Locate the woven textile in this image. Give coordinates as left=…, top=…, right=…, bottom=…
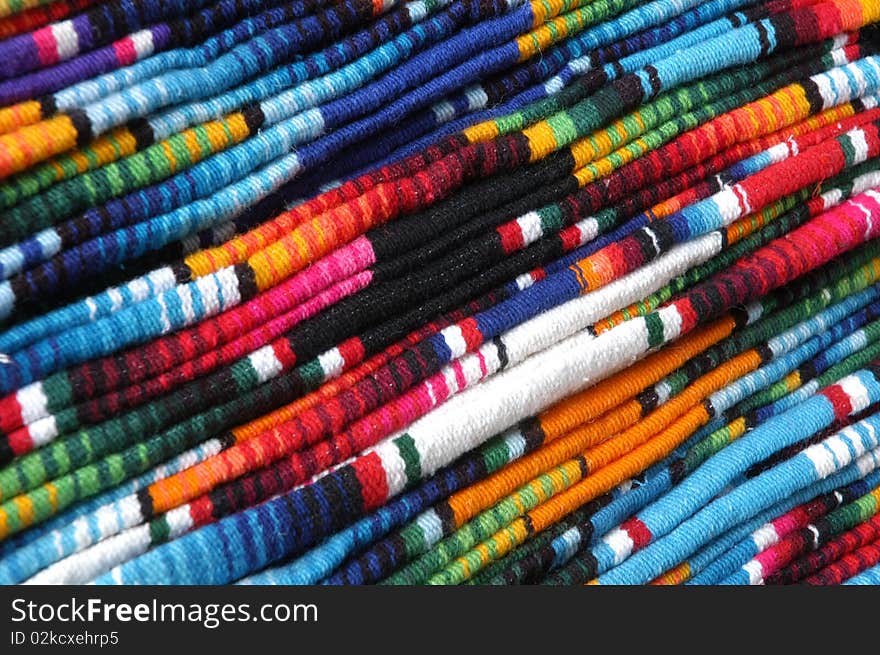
left=0, top=0, right=879, bottom=587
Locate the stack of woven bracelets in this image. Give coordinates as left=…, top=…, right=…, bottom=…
left=0, top=0, right=879, bottom=587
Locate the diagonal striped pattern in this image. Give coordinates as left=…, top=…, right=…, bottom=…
left=0, top=0, right=878, bottom=587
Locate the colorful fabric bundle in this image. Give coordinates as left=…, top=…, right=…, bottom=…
left=0, top=0, right=880, bottom=587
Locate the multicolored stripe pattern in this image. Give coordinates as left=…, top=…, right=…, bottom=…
left=0, top=0, right=879, bottom=586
